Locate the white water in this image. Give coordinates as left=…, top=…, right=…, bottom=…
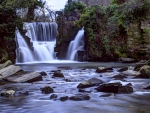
left=15, top=30, right=34, bottom=63
left=67, top=28, right=84, bottom=60
left=15, top=22, right=57, bottom=63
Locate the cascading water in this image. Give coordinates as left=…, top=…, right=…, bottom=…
left=66, top=28, right=84, bottom=60
left=15, top=22, right=57, bottom=63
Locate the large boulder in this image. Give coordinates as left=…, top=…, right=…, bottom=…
left=53, top=72, right=64, bottom=78
left=96, top=82, right=122, bottom=93
left=0, top=65, right=21, bottom=79
left=77, top=78, right=103, bottom=88
left=135, top=65, right=150, bottom=78
left=3, top=70, right=42, bottom=83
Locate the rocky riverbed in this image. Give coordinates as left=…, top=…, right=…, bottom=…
left=0, top=61, right=150, bottom=113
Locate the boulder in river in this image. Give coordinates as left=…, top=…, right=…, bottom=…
left=69, top=94, right=90, bottom=101
left=40, top=86, right=54, bottom=94
left=1, top=90, right=15, bottom=97
left=134, top=65, right=150, bottom=78
left=3, top=70, right=42, bottom=83
left=96, top=82, right=122, bottom=93
left=112, top=73, right=127, bottom=80
left=77, top=78, right=103, bottom=88
left=95, top=67, right=113, bottom=73
left=50, top=94, right=57, bottom=99
left=118, top=67, right=128, bottom=72
left=60, top=96, right=68, bottom=101
left=53, top=72, right=64, bottom=78
left=0, top=65, right=21, bottom=79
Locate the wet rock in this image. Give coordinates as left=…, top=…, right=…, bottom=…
left=99, top=93, right=113, bottom=97
left=96, top=67, right=113, bottom=73
left=53, top=72, right=64, bottom=78
left=40, top=86, right=54, bottom=94
left=60, top=96, right=68, bottom=101
left=0, top=60, right=12, bottom=69
left=1, top=90, right=15, bottom=97
left=69, top=94, right=90, bottom=101
left=96, top=82, right=122, bottom=93
left=15, top=91, right=29, bottom=96
left=112, top=74, right=127, bottom=80
left=0, top=65, right=21, bottom=79
left=50, top=94, right=57, bottom=99
left=126, top=83, right=132, bottom=86
left=40, top=71, right=47, bottom=76
left=120, top=58, right=136, bottom=63
left=138, top=65, right=150, bottom=78
left=122, top=70, right=140, bottom=76
left=118, top=86, right=133, bottom=94
left=143, top=85, right=150, bottom=89
left=3, top=70, right=42, bottom=83
left=77, top=78, right=103, bottom=88
left=118, top=67, right=128, bottom=72
left=100, top=75, right=103, bottom=77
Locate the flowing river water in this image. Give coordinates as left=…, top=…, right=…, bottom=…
left=0, top=62, right=150, bottom=113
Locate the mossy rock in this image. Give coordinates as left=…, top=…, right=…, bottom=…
left=0, top=60, right=12, bottom=69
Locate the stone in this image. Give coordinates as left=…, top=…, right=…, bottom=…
left=50, top=94, right=57, bottom=99
left=14, top=91, right=29, bottom=96
left=118, top=86, right=133, bottom=94
left=40, top=86, right=54, bottom=94
left=112, top=74, right=127, bottom=80
left=78, top=89, right=91, bottom=93
left=135, top=65, right=150, bottom=78
left=0, top=65, right=21, bottom=79
left=96, top=82, right=122, bottom=93
left=40, top=71, right=47, bottom=76
left=69, top=94, right=90, bottom=101
left=0, top=60, right=12, bottom=69
left=1, top=90, right=15, bottom=97
left=96, top=67, right=113, bottom=73
left=3, top=70, right=42, bottom=83
left=53, top=72, right=64, bottom=78
left=118, top=67, right=128, bottom=72
left=60, top=96, right=68, bottom=101
left=77, top=78, right=103, bottom=88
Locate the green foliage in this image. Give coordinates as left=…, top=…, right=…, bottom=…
left=77, top=0, right=150, bottom=60
left=64, top=1, right=86, bottom=13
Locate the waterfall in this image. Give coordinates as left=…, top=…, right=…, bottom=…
left=15, top=22, right=57, bottom=63
left=66, top=28, right=84, bottom=60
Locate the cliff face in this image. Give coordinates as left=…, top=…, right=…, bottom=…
left=77, top=0, right=111, bottom=6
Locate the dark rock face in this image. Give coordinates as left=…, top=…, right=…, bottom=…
left=99, top=93, right=112, bottom=97
left=77, top=78, right=103, bottom=88
left=118, top=67, right=128, bottom=72
left=60, top=96, right=68, bottom=101
left=6, top=40, right=17, bottom=64
left=40, top=86, right=54, bottom=94
left=53, top=72, right=64, bottom=78
left=69, top=94, right=90, bottom=101
left=96, top=82, right=122, bottom=93
left=95, top=67, right=113, bottom=73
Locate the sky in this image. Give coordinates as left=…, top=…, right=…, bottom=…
left=46, top=0, right=68, bottom=10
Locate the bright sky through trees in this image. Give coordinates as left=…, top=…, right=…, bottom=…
left=46, top=0, right=68, bottom=10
